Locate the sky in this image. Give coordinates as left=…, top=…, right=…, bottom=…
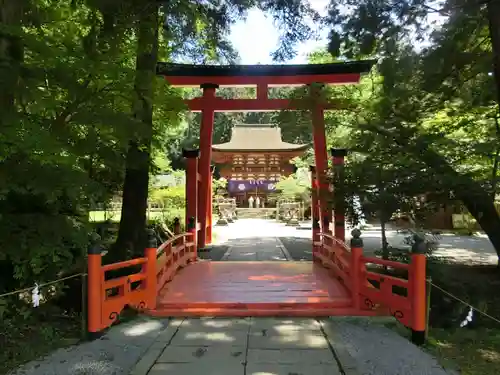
left=228, top=0, right=330, bottom=65
left=228, top=1, right=445, bottom=65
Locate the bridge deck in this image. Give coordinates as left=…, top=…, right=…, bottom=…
left=149, top=261, right=353, bottom=317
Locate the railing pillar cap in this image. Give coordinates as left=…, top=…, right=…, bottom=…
left=88, top=233, right=102, bottom=255
left=412, top=233, right=426, bottom=254
left=187, top=216, right=196, bottom=230
left=182, top=148, right=200, bottom=158
left=147, top=228, right=157, bottom=248
left=330, top=148, right=348, bottom=157
left=350, top=228, right=363, bottom=248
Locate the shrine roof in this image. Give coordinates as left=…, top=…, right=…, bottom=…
left=212, top=124, right=308, bottom=152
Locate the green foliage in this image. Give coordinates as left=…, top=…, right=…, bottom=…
left=275, top=174, right=308, bottom=201
left=150, top=185, right=185, bottom=209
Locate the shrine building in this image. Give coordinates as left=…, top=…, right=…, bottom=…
left=211, top=124, right=308, bottom=207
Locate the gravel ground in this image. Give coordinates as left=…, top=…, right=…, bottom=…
left=197, top=244, right=228, bottom=261
left=8, top=317, right=171, bottom=375
left=326, top=318, right=457, bottom=375
left=278, top=236, right=313, bottom=261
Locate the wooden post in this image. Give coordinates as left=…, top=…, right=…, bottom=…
left=410, top=234, right=427, bottom=346
left=87, top=241, right=103, bottom=338
left=206, top=166, right=214, bottom=244
left=310, top=166, right=321, bottom=261
left=183, top=149, right=199, bottom=246
left=425, top=277, right=432, bottom=340
left=144, top=229, right=157, bottom=310
left=350, top=228, right=363, bottom=310
left=187, top=216, right=197, bottom=261
left=331, top=148, right=347, bottom=242
left=198, top=83, right=218, bottom=249
left=310, top=84, right=332, bottom=234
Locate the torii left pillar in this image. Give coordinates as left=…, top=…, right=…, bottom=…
left=197, top=83, right=218, bottom=249
left=310, top=84, right=332, bottom=234
left=183, top=149, right=199, bottom=246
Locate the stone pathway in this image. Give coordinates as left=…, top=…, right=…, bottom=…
left=220, top=237, right=291, bottom=261
left=130, top=317, right=351, bottom=375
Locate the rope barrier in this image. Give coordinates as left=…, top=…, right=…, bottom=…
left=430, top=281, right=500, bottom=325
left=0, top=273, right=87, bottom=299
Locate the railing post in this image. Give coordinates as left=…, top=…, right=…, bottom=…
left=87, top=238, right=103, bottom=338
left=144, top=229, right=157, bottom=310
left=310, top=165, right=321, bottom=261
left=173, top=217, right=181, bottom=246
left=410, top=234, right=427, bottom=346
left=350, top=228, right=363, bottom=310
left=187, top=216, right=198, bottom=261
left=183, top=148, right=199, bottom=245
left=331, top=148, right=347, bottom=242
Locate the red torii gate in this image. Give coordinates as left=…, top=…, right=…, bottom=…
left=156, top=61, right=375, bottom=249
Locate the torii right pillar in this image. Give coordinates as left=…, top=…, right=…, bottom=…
left=331, top=148, right=347, bottom=242
left=310, top=84, right=332, bottom=234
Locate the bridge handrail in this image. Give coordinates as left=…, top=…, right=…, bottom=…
left=316, top=229, right=426, bottom=343
left=321, top=232, right=351, bottom=253
left=87, top=223, right=198, bottom=336
left=360, top=256, right=410, bottom=271
left=156, top=232, right=196, bottom=294
left=101, top=257, right=147, bottom=272
left=156, top=233, right=193, bottom=257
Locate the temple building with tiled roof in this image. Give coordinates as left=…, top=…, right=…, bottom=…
left=212, top=124, right=308, bottom=207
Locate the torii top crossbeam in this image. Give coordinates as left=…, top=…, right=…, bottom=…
left=156, top=60, right=375, bottom=112
left=156, top=60, right=375, bottom=87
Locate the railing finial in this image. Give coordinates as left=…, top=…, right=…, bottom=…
left=147, top=228, right=157, bottom=248
left=350, top=228, right=363, bottom=247
left=88, top=233, right=102, bottom=255
left=187, top=216, right=196, bottom=230
left=411, top=233, right=426, bottom=254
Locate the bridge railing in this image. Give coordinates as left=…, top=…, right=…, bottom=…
left=87, top=222, right=196, bottom=337
left=317, top=229, right=427, bottom=345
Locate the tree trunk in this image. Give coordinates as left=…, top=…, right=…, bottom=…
left=380, top=215, right=389, bottom=260
left=0, top=0, right=23, bottom=112
left=487, top=0, right=500, bottom=109
left=114, top=6, right=159, bottom=259
left=418, top=144, right=500, bottom=263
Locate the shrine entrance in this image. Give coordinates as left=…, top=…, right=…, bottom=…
left=156, top=61, right=375, bottom=249
left=86, top=61, right=428, bottom=347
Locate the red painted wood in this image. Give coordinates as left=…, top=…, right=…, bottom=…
left=186, top=97, right=349, bottom=112
left=310, top=86, right=332, bottom=231
left=164, top=73, right=361, bottom=87
left=197, top=87, right=216, bottom=249
left=150, top=261, right=351, bottom=316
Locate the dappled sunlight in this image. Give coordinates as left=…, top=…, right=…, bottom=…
left=478, top=348, right=500, bottom=363
left=122, top=320, right=164, bottom=337
left=182, top=331, right=238, bottom=342
left=247, top=273, right=310, bottom=281
left=435, top=340, right=453, bottom=349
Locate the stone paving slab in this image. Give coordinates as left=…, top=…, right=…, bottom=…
left=169, top=326, right=249, bottom=347
left=148, top=362, right=245, bottom=375
left=157, top=345, right=246, bottom=364
left=248, top=328, right=330, bottom=349
left=247, top=348, right=336, bottom=364
left=246, top=363, right=341, bottom=375
left=250, top=317, right=322, bottom=333
left=177, top=317, right=252, bottom=331
left=222, top=237, right=289, bottom=261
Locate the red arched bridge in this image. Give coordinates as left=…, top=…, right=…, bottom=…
left=86, top=61, right=427, bottom=346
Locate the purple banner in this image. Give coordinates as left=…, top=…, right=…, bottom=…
left=228, top=180, right=277, bottom=193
